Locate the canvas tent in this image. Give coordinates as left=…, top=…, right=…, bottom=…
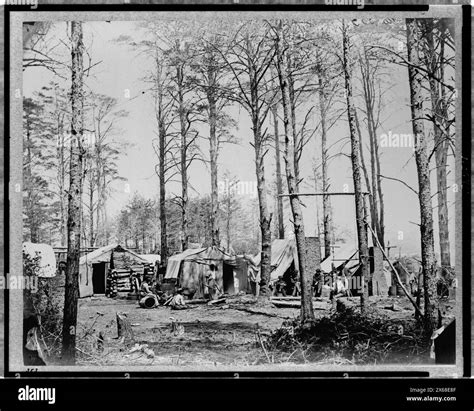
left=79, top=244, right=149, bottom=297
left=247, top=239, right=299, bottom=285
left=164, top=246, right=249, bottom=299
left=320, top=243, right=358, bottom=273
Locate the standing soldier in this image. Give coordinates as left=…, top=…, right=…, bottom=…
left=129, top=268, right=139, bottom=295
left=205, top=264, right=219, bottom=300
left=313, top=269, right=323, bottom=297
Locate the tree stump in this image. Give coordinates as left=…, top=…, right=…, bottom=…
left=116, top=312, right=134, bottom=346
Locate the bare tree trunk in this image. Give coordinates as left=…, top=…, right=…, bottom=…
left=425, top=21, right=451, bottom=268
left=95, top=159, right=101, bottom=246
left=288, top=71, right=300, bottom=189
left=103, top=206, right=109, bottom=245
left=24, top=119, right=39, bottom=242
left=62, top=21, right=84, bottom=364
left=153, top=57, right=169, bottom=266
left=207, top=73, right=220, bottom=247
left=88, top=176, right=94, bottom=247
left=226, top=193, right=231, bottom=251
left=355, top=110, right=377, bottom=248
left=271, top=103, right=285, bottom=239
left=367, top=112, right=381, bottom=240
left=177, top=66, right=189, bottom=252
left=342, top=21, right=369, bottom=312
left=318, top=72, right=333, bottom=259
left=253, top=115, right=272, bottom=299
left=275, top=21, right=314, bottom=323
left=56, top=112, right=67, bottom=247
left=374, top=141, right=385, bottom=249
left=159, top=122, right=168, bottom=265
left=359, top=52, right=385, bottom=248
left=433, top=103, right=450, bottom=268
left=406, top=18, right=438, bottom=334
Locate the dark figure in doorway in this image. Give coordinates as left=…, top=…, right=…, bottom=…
left=274, top=276, right=287, bottom=296
left=291, top=276, right=301, bottom=296
left=313, top=269, right=323, bottom=297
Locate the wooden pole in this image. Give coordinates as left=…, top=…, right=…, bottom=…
left=367, top=224, right=424, bottom=319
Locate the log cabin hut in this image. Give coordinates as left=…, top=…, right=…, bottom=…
left=79, top=244, right=149, bottom=297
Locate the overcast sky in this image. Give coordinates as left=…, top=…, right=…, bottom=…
left=23, top=17, right=457, bottom=258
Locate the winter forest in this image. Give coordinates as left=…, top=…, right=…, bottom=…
left=21, top=14, right=458, bottom=367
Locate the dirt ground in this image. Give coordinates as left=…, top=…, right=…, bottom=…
left=71, top=293, right=455, bottom=368
left=75, top=294, right=305, bottom=367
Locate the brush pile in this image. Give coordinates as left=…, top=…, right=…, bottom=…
left=266, top=306, right=430, bottom=364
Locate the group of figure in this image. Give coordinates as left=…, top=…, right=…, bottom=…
left=272, top=275, right=300, bottom=297
left=271, top=268, right=350, bottom=299
left=134, top=263, right=223, bottom=310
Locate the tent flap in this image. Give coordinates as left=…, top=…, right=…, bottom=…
left=247, top=239, right=299, bottom=283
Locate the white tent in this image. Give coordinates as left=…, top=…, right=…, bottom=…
left=248, top=239, right=299, bottom=283
left=320, top=243, right=358, bottom=273
left=164, top=247, right=249, bottom=298
left=23, top=242, right=57, bottom=278
left=165, top=248, right=208, bottom=280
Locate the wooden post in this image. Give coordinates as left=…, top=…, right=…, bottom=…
left=278, top=192, right=370, bottom=197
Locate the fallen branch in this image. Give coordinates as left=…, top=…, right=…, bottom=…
left=208, top=297, right=227, bottom=305
left=80, top=312, right=104, bottom=340
left=231, top=306, right=293, bottom=319
left=271, top=296, right=326, bottom=301
left=185, top=299, right=209, bottom=305
left=272, top=300, right=329, bottom=309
